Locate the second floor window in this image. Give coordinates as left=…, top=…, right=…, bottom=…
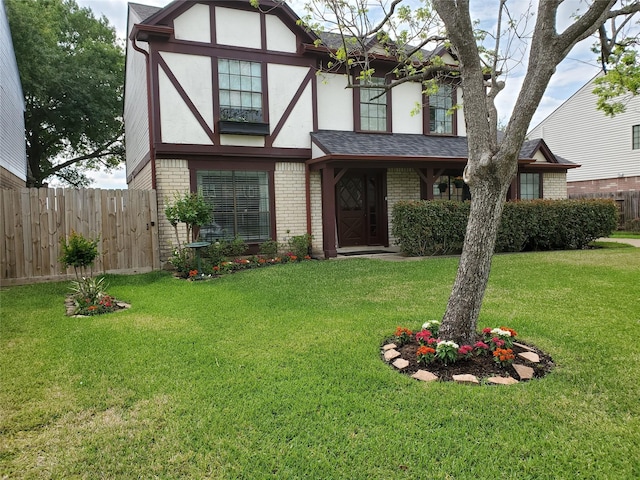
left=429, top=84, right=454, bottom=134
left=218, top=59, right=262, bottom=123
left=633, top=125, right=639, bottom=150
left=360, top=77, right=388, bottom=132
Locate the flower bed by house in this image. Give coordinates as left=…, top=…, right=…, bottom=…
left=184, top=253, right=314, bottom=280
left=382, top=321, right=554, bottom=383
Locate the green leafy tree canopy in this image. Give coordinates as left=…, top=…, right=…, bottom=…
left=5, top=0, right=125, bottom=187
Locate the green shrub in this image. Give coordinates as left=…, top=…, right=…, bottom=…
left=225, top=237, right=248, bottom=258
left=287, top=234, right=312, bottom=258
left=392, top=201, right=467, bottom=256
left=164, top=192, right=211, bottom=244
left=258, top=239, right=279, bottom=257
left=168, top=247, right=197, bottom=278
left=393, top=199, right=618, bottom=256
left=59, top=230, right=99, bottom=278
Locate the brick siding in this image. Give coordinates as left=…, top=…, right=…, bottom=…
left=155, top=159, right=190, bottom=264
left=542, top=172, right=567, bottom=200
left=567, top=175, right=640, bottom=195
left=274, top=162, right=308, bottom=247
left=386, top=168, right=421, bottom=245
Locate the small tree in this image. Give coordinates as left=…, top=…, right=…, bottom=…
left=164, top=192, right=212, bottom=251
left=59, top=230, right=99, bottom=279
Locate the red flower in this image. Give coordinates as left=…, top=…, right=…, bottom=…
left=482, top=327, right=492, bottom=334
left=458, top=345, right=473, bottom=356
left=213, top=265, right=220, bottom=272
left=474, top=341, right=489, bottom=350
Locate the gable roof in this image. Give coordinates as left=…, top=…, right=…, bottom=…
left=129, top=2, right=162, bottom=22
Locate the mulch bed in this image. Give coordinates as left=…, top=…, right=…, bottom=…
left=383, top=335, right=555, bottom=382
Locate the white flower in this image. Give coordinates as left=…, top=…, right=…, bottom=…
left=436, top=340, right=459, bottom=350
left=491, top=328, right=512, bottom=337
left=422, top=320, right=440, bottom=330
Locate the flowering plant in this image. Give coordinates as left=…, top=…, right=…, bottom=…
left=483, top=326, right=517, bottom=349
left=416, top=346, right=436, bottom=365
left=188, top=269, right=198, bottom=278
left=415, top=329, right=433, bottom=345
left=473, top=341, right=490, bottom=356
left=421, top=320, right=440, bottom=337
left=435, top=340, right=459, bottom=365
left=394, top=327, right=413, bottom=346
left=493, top=348, right=515, bottom=367
left=458, top=344, right=474, bottom=360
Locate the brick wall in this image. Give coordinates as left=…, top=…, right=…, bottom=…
left=274, top=162, right=308, bottom=247
left=386, top=168, right=421, bottom=245
left=155, top=159, right=190, bottom=264
left=567, top=175, right=640, bottom=195
left=542, top=172, right=567, bottom=200
left=128, top=161, right=153, bottom=190
left=309, top=171, right=323, bottom=255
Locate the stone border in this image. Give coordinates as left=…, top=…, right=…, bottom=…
left=382, top=341, right=543, bottom=385
left=65, top=295, right=131, bottom=318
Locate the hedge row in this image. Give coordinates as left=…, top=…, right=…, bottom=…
left=392, top=199, right=618, bottom=256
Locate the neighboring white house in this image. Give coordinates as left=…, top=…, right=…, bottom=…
left=529, top=73, right=640, bottom=195
left=0, top=0, right=27, bottom=189
left=125, top=0, right=577, bottom=260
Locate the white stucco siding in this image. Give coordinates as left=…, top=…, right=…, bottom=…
left=215, top=7, right=261, bottom=49
left=528, top=75, right=640, bottom=182
left=268, top=64, right=313, bottom=148
left=317, top=73, right=353, bottom=131
left=124, top=10, right=150, bottom=178
left=265, top=15, right=297, bottom=53
left=174, top=3, right=211, bottom=43
left=219, top=135, right=265, bottom=147
left=0, top=2, right=26, bottom=181
left=159, top=52, right=213, bottom=131
left=392, top=82, right=423, bottom=134
left=158, top=68, right=213, bottom=145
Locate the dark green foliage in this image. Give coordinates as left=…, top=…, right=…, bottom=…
left=5, top=0, right=125, bottom=187
left=225, top=237, right=248, bottom=258
left=59, top=230, right=99, bottom=277
left=164, top=192, right=211, bottom=232
left=393, top=199, right=618, bottom=256
left=287, top=234, right=312, bottom=258
left=258, top=239, right=279, bottom=257
left=391, top=201, right=468, bottom=256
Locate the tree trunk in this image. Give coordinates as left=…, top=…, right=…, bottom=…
left=438, top=175, right=511, bottom=345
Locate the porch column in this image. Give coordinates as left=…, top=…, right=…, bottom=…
left=321, top=166, right=337, bottom=258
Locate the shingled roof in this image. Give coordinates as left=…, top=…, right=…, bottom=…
left=311, top=130, right=578, bottom=165
left=129, top=2, right=162, bottom=22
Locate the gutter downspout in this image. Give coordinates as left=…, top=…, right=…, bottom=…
left=305, top=163, right=312, bottom=240
left=130, top=27, right=157, bottom=190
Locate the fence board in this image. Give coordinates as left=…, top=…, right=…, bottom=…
left=0, top=188, right=160, bottom=285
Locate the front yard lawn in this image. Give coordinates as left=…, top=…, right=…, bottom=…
left=1, top=247, right=639, bottom=478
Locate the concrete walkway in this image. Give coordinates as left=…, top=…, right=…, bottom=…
left=334, top=238, right=639, bottom=261
left=597, top=237, right=640, bottom=247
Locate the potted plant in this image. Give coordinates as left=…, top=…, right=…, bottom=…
left=438, top=182, right=448, bottom=193
left=453, top=176, right=465, bottom=188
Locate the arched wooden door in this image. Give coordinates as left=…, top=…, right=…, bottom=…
left=336, top=170, right=386, bottom=247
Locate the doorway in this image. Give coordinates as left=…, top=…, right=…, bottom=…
left=336, top=170, right=386, bottom=247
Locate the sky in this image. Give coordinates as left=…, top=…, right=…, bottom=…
left=75, top=0, right=629, bottom=189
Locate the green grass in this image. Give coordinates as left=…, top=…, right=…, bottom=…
left=611, top=231, right=640, bottom=239
left=2, top=248, right=640, bottom=479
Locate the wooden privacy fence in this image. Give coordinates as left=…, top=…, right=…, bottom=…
left=569, top=191, right=640, bottom=226
left=1, top=188, right=160, bottom=286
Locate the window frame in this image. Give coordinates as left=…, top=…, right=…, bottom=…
left=192, top=163, right=276, bottom=244
left=519, top=172, right=542, bottom=200
left=217, top=58, right=269, bottom=135
left=425, top=84, right=457, bottom=136
left=633, top=124, right=640, bottom=150
left=354, top=75, right=392, bottom=133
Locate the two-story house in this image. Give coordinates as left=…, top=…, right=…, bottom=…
left=0, top=0, right=27, bottom=189
left=125, top=0, right=577, bottom=260
left=528, top=73, right=640, bottom=196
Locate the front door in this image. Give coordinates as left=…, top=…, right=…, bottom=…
left=336, top=170, right=386, bottom=247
